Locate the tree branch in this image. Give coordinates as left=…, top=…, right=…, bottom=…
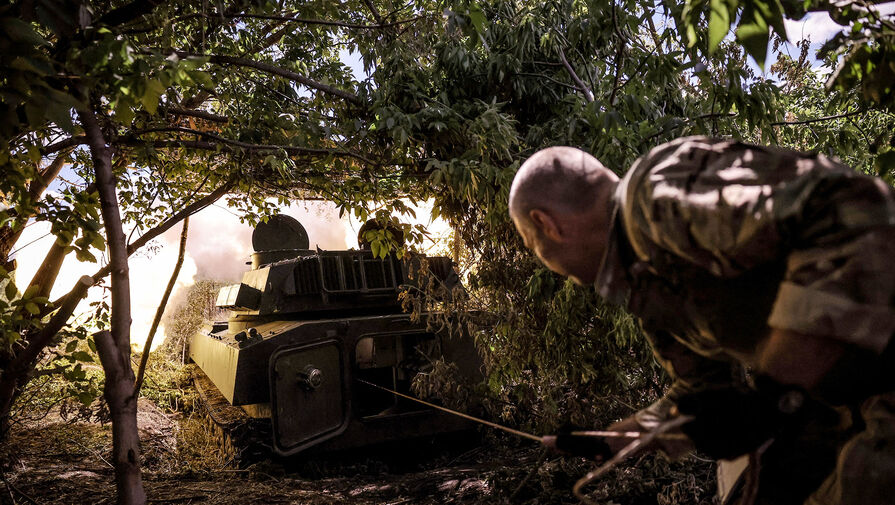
left=362, top=0, right=385, bottom=24
left=514, top=72, right=580, bottom=91
left=158, top=107, right=229, bottom=123
left=558, top=46, right=593, bottom=102
left=42, top=136, right=87, bottom=156
left=607, top=1, right=626, bottom=105
left=220, top=12, right=425, bottom=30
left=770, top=109, right=866, bottom=126
left=50, top=176, right=235, bottom=310
left=98, top=0, right=166, bottom=27
left=134, top=216, right=188, bottom=395
left=121, top=128, right=375, bottom=164
left=0, top=275, right=93, bottom=430
left=154, top=50, right=362, bottom=105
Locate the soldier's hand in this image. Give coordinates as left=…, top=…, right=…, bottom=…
left=541, top=426, right=613, bottom=461
left=605, top=415, right=694, bottom=460
left=675, top=378, right=810, bottom=460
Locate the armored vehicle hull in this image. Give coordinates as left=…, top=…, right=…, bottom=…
left=189, top=215, right=480, bottom=458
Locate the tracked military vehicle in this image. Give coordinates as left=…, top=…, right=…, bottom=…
left=189, top=215, right=480, bottom=460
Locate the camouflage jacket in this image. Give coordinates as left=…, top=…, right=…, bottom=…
left=594, top=136, right=895, bottom=400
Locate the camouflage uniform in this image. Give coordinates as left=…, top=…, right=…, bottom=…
left=594, top=136, right=895, bottom=504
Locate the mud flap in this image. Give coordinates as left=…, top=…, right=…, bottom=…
left=270, top=339, right=350, bottom=456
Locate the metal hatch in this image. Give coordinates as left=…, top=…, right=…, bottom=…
left=269, top=340, right=349, bottom=455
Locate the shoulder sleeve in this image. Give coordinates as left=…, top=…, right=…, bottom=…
left=622, top=137, right=857, bottom=277
left=627, top=137, right=895, bottom=352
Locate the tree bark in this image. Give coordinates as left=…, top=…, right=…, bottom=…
left=133, top=216, right=188, bottom=395
left=78, top=105, right=146, bottom=505
left=94, top=331, right=145, bottom=505
left=27, top=238, right=71, bottom=300
left=0, top=174, right=232, bottom=439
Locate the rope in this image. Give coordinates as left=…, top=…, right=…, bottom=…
left=356, top=379, right=687, bottom=443
left=357, top=379, right=543, bottom=442
left=358, top=379, right=696, bottom=505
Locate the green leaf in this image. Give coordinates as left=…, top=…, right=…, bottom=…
left=876, top=151, right=895, bottom=183
left=22, top=284, right=39, bottom=299
left=115, top=99, right=135, bottom=125
left=0, top=18, right=48, bottom=46
left=708, top=0, right=731, bottom=52
left=5, top=280, right=17, bottom=300
left=71, top=351, right=93, bottom=362
left=77, top=392, right=95, bottom=406
left=141, top=79, right=165, bottom=114
left=91, top=232, right=106, bottom=251
left=468, top=4, right=487, bottom=36
left=66, top=340, right=79, bottom=353
left=736, top=10, right=770, bottom=70
left=24, top=302, right=40, bottom=315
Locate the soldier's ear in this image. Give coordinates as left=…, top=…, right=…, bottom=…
left=529, top=209, right=562, bottom=242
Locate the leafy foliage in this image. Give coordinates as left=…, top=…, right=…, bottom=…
left=158, top=279, right=227, bottom=363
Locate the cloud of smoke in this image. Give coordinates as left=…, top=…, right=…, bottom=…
left=11, top=198, right=449, bottom=352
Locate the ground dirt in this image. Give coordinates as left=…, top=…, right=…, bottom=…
left=0, top=398, right=715, bottom=505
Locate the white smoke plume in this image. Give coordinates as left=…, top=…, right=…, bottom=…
left=11, top=198, right=449, bottom=351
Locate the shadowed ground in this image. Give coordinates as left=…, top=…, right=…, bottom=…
left=0, top=398, right=714, bottom=504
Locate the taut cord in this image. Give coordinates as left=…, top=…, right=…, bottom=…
left=358, top=379, right=693, bottom=505
left=357, top=378, right=542, bottom=442
left=356, top=379, right=687, bottom=442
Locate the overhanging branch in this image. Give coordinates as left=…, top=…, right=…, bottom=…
left=158, top=107, right=229, bottom=123
left=153, top=50, right=362, bottom=105
left=222, top=12, right=426, bottom=30
left=42, top=136, right=87, bottom=156
left=122, top=127, right=376, bottom=164
left=558, top=47, right=593, bottom=102
left=770, top=109, right=867, bottom=126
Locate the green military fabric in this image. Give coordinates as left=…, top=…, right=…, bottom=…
left=593, top=136, right=895, bottom=504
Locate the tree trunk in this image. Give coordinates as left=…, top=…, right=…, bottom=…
left=78, top=105, right=146, bottom=505
left=95, top=331, right=145, bottom=505
left=134, top=216, right=189, bottom=395
left=28, top=238, right=71, bottom=300
left=0, top=176, right=233, bottom=441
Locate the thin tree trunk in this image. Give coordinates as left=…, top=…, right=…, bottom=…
left=78, top=105, right=146, bottom=505
left=134, top=216, right=189, bottom=395
left=94, top=331, right=145, bottom=505
left=28, top=238, right=71, bottom=300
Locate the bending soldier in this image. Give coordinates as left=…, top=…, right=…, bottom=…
left=509, top=137, right=895, bottom=504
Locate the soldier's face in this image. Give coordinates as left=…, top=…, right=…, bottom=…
left=512, top=215, right=596, bottom=285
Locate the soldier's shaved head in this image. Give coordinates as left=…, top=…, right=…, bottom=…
left=509, top=146, right=617, bottom=223
left=509, top=146, right=619, bottom=285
